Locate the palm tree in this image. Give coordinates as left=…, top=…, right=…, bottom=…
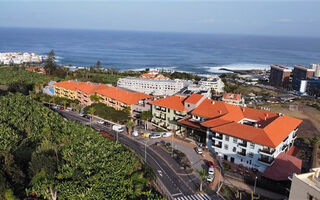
left=197, top=169, right=207, bottom=192
left=141, top=111, right=152, bottom=130
left=309, top=137, right=320, bottom=168
left=88, top=107, right=96, bottom=125
left=75, top=104, right=82, bottom=113
left=90, top=93, right=101, bottom=103
left=126, top=120, right=134, bottom=135
left=61, top=100, right=67, bottom=109
left=49, top=97, right=56, bottom=108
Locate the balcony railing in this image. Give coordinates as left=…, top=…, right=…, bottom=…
left=238, top=141, right=247, bottom=148
left=212, top=142, right=222, bottom=148
left=259, top=148, right=275, bottom=155
left=282, top=144, right=288, bottom=151
left=258, top=157, right=275, bottom=166
left=212, top=134, right=223, bottom=140
left=237, top=151, right=246, bottom=156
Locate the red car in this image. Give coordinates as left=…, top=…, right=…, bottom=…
left=207, top=160, right=215, bottom=168
left=59, top=107, right=64, bottom=111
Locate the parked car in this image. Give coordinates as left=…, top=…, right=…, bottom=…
left=142, top=132, right=150, bottom=138
left=132, top=130, right=139, bottom=137
left=112, top=125, right=124, bottom=132
left=206, top=174, right=214, bottom=182
left=195, top=147, right=203, bottom=155
left=162, top=131, right=172, bottom=137
left=59, top=107, right=64, bottom=111
left=79, top=113, right=85, bottom=117
left=150, top=132, right=162, bottom=139
left=97, top=120, right=104, bottom=125
left=207, top=160, right=215, bottom=168
left=65, top=108, right=71, bottom=112
left=208, top=167, right=215, bottom=175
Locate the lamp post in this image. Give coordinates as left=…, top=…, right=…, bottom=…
left=253, top=176, right=258, bottom=194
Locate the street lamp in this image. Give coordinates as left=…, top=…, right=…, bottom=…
left=253, top=176, right=258, bottom=194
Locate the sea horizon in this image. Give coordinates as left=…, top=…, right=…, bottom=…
left=1, top=27, right=320, bottom=74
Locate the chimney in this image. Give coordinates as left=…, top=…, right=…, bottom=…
left=219, top=110, right=222, bottom=114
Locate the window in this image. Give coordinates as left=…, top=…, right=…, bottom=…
left=225, top=135, right=229, bottom=141
left=248, top=152, right=254, bottom=158
left=250, top=143, right=255, bottom=149
left=168, top=109, right=170, bottom=112
left=232, top=147, right=236, bottom=153
left=224, top=144, right=228, bottom=150
left=233, top=138, right=237, bottom=144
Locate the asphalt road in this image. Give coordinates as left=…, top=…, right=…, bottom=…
left=57, top=109, right=221, bottom=200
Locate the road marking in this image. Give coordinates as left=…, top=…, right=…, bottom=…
left=172, top=193, right=183, bottom=197
left=157, top=170, right=163, bottom=177
left=174, top=194, right=212, bottom=200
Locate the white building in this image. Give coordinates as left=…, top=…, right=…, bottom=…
left=178, top=98, right=302, bottom=172
left=289, top=168, right=320, bottom=200
left=311, top=64, right=320, bottom=78
left=0, top=52, right=42, bottom=65
left=198, top=75, right=224, bottom=93
left=117, top=77, right=188, bottom=96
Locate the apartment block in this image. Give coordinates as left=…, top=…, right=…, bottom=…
left=269, top=64, right=291, bottom=87
left=311, top=64, right=320, bottom=78
left=289, top=168, right=320, bottom=200
left=178, top=98, right=302, bottom=172
left=198, top=75, right=225, bottom=93
left=221, top=93, right=244, bottom=106
left=292, top=65, right=315, bottom=91
left=117, top=77, right=187, bottom=96
left=53, top=80, right=152, bottom=114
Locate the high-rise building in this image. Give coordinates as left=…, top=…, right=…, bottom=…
left=269, top=65, right=291, bottom=87
left=292, top=65, right=315, bottom=91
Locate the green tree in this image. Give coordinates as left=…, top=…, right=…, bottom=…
left=90, top=93, right=101, bottom=103
left=96, top=60, right=101, bottom=69
left=309, top=137, right=320, bottom=168
left=197, top=169, right=207, bottom=192
left=141, top=111, right=152, bottom=130
left=126, top=120, right=134, bottom=135
left=88, top=107, right=96, bottom=125
left=61, top=100, right=67, bottom=109
left=75, top=104, right=82, bottom=113
left=44, top=50, right=57, bottom=75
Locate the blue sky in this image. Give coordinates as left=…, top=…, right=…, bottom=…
left=1, top=1, right=320, bottom=37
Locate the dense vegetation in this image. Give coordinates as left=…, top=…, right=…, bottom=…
left=0, top=67, right=49, bottom=94
left=0, top=93, right=162, bottom=199
left=161, top=71, right=201, bottom=81
left=32, top=93, right=80, bottom=109
left=84, top=103, right=131, bottom=124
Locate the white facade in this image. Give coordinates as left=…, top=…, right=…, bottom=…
left=207, top=128, right=297, bottom=172
left=0, top=52, right=42, bottom=65
left=312, top=64, right=320, bottom=78
left=117, top=77, right=188, bottom=96
left=198, top=75, right=224, bottom=93
left=289, top=168, right=320, bottom=200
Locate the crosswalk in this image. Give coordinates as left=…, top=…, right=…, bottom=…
left=174, top=193, right=211, bottom=200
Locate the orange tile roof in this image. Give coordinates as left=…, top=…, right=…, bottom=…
left=191, top=99, right=228, bottom=118
left=150, top=96, right=187, bottom=112
left=54, top=80, right=152, bottom=105
left=222, top=93, right=241, bottom=101
left=185, top=94, right=203, bottom=104
left=188, top=98, right=302, bottom=148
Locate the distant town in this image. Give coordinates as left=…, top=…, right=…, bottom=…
left=0, top=51, right=320, bottom=200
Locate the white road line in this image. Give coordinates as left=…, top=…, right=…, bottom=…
left=195, top=194, right=202, bottom=200
left=172, top=193, right=183, bottom=197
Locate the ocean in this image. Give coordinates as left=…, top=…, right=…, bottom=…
left=1, top=27, right=320, bottom=74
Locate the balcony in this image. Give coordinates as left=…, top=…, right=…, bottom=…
left=237, top=151, right=246, bottom=157
left=212, top=140, right=222, bottom=148
left=212, top=133, right=223, bottom=140
left=293, top=132, right=298, bottom=139
left=282, top=144, right=288, bottom=151
left=259, top=148, right=275, bottom=155
left=238, top=141, right=247, bottom=148
left=155, top=106, right=161, bottom=111
left=258, top=157, right=275, bottom=166
left=174, top=111, right=186, bottom=117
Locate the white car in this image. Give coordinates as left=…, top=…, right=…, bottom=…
left=206, top=174, right=214, bottom=182
left=150, top=133, right=162, bottom=139
left=112, top=125, right=124, bottom=132
left=97, top=120, right=104, bottom=124
left=208, top=167, right=215, bottom=175
left=132, top=130, right=139, bottom=137
left=195, top=147, right=203, bottom=155
left=162, top=131, right=172, bottom=137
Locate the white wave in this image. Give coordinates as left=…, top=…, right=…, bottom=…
left=206, top=63, right=270, bottom=73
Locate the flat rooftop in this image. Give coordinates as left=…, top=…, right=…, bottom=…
left=271, top=64, right=292, bottom=72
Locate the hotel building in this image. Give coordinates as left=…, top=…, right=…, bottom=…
left=151, top=94, right=302, bottom=172
left=53, top=80, right=152, bottom=113
left=269, top=64, right=291, bottom=87
left=117, top=77, right=188, bottom=96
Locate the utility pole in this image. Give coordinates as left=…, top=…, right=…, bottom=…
left=253, top=176, right=258, bottom=194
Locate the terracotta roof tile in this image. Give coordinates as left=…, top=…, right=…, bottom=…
left=191, top=99, right=228, bottom=118
left=150, top=96, right=187, bottom=112
left=185, top=93, right=203, bottom=104
left=222, top=93, right=241, bottom=101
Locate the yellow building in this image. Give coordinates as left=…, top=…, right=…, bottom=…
left=53, top=81, right=78, bottom=100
